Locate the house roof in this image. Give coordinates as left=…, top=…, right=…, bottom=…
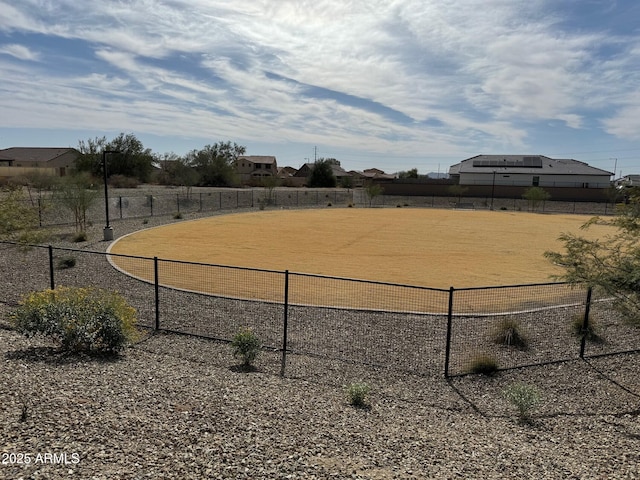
left=238, top=155, right=277, bottom=165
left=0, top=147, right=78, bottom=163
left=449, top=155, right=613, bottom=176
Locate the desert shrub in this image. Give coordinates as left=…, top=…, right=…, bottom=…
left=231, top=327, right=261, bottom=368
left=345, top=382, right=371, bottom=408
left=570, top=313, right=604, bottom=343
left=72, top=231, right=87, bottom=242
left=502, top=382, right=541, bottom=422
left=173, top=212, right=183, bottom=219
left=11, top=286, right=139, bottom=353
left=108, top=175, right=139, bottom=189
left=327, top=202, right=332, bottom=207
left=56, top=256, right=76, bottom=269
left=492, top=317, right=528, bottom=350
left=467, top=354, right=499, bottom=376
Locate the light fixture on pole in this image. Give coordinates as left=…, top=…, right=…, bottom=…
left=490, top=170, right=497, bottom=210
left=102, top=150, right=119, bottom=241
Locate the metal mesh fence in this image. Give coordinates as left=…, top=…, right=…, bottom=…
left=446, top=283, right=591, bottom=376
left=284, top=273, right=449, bottom=376
left=0, top=241, right=637, bottom=378
left=154, top=259, right=284, bottom=351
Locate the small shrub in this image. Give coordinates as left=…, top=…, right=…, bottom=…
left=345, top=382, right=371, bottom=408
left=72, top=231, right=87, bottom=242
left=11, top=286, right=139, bottom=353
left=502, top=382, right=541, bottom=423
left=327, top=202, right=332, bottom=207
left=467, top=354, right=499, bottom=376
left=492, top=318, right=528, bottom=350
left=56, top=256, right=76, bottom=269
left=347, top=203, right=354, bottom=208
left=396, top=204, right=402, bottom=208
left=108, top=175, right=139, bottom=188
left=142, top=218, right=149, bottom=225
left=231, top=327, right=261, bottom=368
left=500, top=206, right=508, bottom=211
left=403, top=203, right=409, bottom=207
left=173, top=212, right=183, bottom=219
left=570, top=314, right=604, bottom=343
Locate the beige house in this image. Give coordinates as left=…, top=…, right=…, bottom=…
left=0, top=147, right=79, bottom=179
left=236, top=155, right=278, bottom=184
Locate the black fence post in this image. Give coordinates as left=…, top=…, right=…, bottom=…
left=150, top=195, right=154, bottom=217
left=119, top=196, right=123, bottom=219
left=280, top=270, right=289, bottom=377
left=580, top=286, right=593, bottom=359
left=38, top=198, right=43, bottom=227
left=199, top=192, right=203, bottom=212
left=444, top=286, right=454, bottom=377
left=48, top=245, right=55, bottom=290
left=154, top=257, right=160, bottom=331
left=176, top=194, right=180, bottom=214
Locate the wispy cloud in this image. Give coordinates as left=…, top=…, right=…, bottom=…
left=0, top=0, right=639, bottom=171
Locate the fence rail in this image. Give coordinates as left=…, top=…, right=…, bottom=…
left=11, top=186, right=621, bottom=230
left=1, top=241, right=638, bottom=377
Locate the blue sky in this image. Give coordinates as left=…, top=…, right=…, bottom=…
left=1, top=0, right=639, bottom=176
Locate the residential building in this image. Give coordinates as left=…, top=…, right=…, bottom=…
left=236, top=155, right=278, bottom=184
left=0, top=147, right=79, bottom=178
left=449, top=155, right=612, bottom=189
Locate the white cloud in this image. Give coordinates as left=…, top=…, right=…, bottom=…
left=1, top=0, right=640, bottom=165
left=0, top=43, right=40, bottom=61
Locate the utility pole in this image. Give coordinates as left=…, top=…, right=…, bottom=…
left=314, top=146, right=317, bottom=162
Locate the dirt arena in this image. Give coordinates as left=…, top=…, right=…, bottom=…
left=108, top=208, right=611, bottom=294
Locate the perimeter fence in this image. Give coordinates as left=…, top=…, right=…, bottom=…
left=16, top=186, right=618, bottom=229
left=21, top=188, right=355, bottom=228
left=1, top=241, right=638, bottom=378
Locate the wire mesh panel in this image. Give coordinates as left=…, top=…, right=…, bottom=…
left=154, top=260, right=284, bottom=349
left=56, top=249, right=157, bottom=329
left=0, top=243, right=51, bottom=306
left=114, top=195, right=153, bottom=219
left=285, top=273, right=449, bottom=376
left=583, top=293, right=640, bottom=357
left=446, top=283, right=589, bottom=376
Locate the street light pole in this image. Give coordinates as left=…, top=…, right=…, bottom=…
left=490, top=170, right=496, bottom=210
left=102, top=150, right=119, bottom=241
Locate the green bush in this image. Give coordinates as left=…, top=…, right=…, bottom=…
left=72, top=231, right=87, bottom=242
left=570, top=313, right=604, bottom=343
left=345, top=382, right=371, bottom=408
left=467, top=354, right=499, bottom=376
left=502, top=382, right=541, bottom=422
left=492, top=317, right=528, bottom=350
left=11, top=286, right=139, bottom=353
left=231, top=327, right=261, bottom=368
left=56, top=256, right=76, bottom=269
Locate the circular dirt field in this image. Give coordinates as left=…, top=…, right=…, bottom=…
left=108, top=208, right=611, bottom=291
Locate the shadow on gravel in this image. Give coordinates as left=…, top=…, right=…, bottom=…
left=5, top=346, right=124, bottom=365
left=229, top=364, right=260, bottom=373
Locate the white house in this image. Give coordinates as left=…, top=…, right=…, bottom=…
left=449, top=155, right=613, bottom=189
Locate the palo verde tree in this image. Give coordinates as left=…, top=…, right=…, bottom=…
left=307, top=159, right=337, bottom=188
left=364, top=181, right=383, bottom=206
left=522, top=186, right=551, bottom=212
left=57, top=172, right=99, bottom=234
left=185, top=142, right=245, bottom=186
left=545, top=190, right=640, bottom=325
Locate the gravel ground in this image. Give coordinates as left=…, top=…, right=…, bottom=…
left=1, top=211, right=640, bottom=479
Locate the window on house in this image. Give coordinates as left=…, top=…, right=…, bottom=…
left=256, top=164, right=261, bottom=169
left=532, top=176, right=540, bottom=186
